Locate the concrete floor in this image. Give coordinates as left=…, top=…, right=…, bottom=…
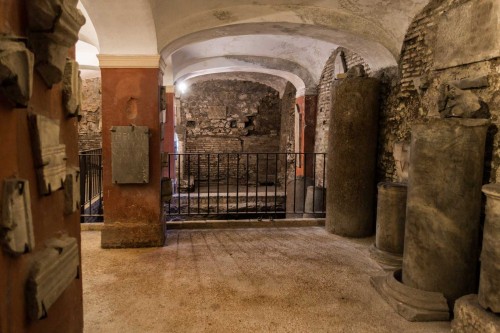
left=82, top=228, right=451, bottom=333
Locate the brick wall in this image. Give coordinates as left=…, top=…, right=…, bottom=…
left=79, top=77, right=102, bottom=151
left=378, top=0, right=500, bottom=183
left=178, top=80, right=284, bottom=184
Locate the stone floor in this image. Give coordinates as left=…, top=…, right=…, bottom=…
left=82, top=228, right=451, bottom=333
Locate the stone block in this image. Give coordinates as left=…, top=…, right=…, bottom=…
left=27, top=0, right=85, bottom=87
left=434, top=0, right=500, bottom=69
left=452, top=295, right=500, bottom=333
left=64, top=167, right=80, bottom=215
left=207, top=106, right=227, bottom=119
left=0, top=37, right=34, bottom=107
left=28, top=113, right=67, bottom=195
left=62, top=59, right=82, bottom=117
left=26, top=236, right=80, bottom=320
left=1, top=179, right=35, bottom=255
left=303, top=186, right=325, bottom=218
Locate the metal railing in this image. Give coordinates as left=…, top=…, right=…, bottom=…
left=164, top=152, right=326, bottom=220
left=79, top=148, right=103, bottom=222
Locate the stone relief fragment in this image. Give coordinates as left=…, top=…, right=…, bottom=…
left=1, top=179, right=35, bottom=255
left=28, top=113, right=67, bottom=195
left=438, top=83, right=489, bottom=119
left=393, top=142, right=410, bottom=183
left=0, top=37, right=34, bottom=107
left=62, top=59, right=82, bottom=117
left=26, top=0, right=85, bottom=87
left=26, top=236, right=80, bottom=320
left=64, top=167, right=80, bottom=215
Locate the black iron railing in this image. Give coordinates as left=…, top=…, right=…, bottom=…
left=79, top=148, right=103, bottom=222
left=164, top=152, right=326, bottom=220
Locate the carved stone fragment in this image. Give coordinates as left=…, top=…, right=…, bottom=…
left=26, top=236, right=80, bottom=320
left=62, top=59, right=82, bottom=117
left=26, top=0, right=85, bottom=87
left=393, top=142, right=410, bottom=183
left=0, top=37, right=34, bottom=107
left=1, top=179, right=35, bottom=255
left=28, top=113, right=67, bottom=195
left=438, top=83, right=488, bottom=119
left=346, top=64, right=366, bottom=78
left=64, top=167, right=80, bottom=215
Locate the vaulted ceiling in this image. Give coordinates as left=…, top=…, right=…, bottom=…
left=77, top=0, right=428, bottom=94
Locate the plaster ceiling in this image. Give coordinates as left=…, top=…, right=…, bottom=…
left=78, top=0, right=429, bottom=93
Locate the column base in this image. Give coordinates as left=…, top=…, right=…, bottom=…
left=371, top=269, right=450, bottom=322
left=369, top=244, right=402, bottom=271
left=451, top=294, right=500, bottom=333
left=101, top=222, right=165, bottom=248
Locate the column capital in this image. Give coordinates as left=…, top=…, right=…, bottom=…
left=98, top=54, right=161, bottom=69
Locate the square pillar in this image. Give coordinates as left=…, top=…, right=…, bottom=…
left=99, top=55, right=165, bottom=248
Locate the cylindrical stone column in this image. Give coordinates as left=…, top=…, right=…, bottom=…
left=402, top=118, right=490, bottom=304
left=375, top=182, right=407, bottom=254
left=478, top=184, right=500, bottom=313
left=325, top=77, right=380, bottom=237
left=304, top=186, right=326, bottom=218
left=286, top=176, right=314, bottom=218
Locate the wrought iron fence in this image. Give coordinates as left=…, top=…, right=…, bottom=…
left=79, top=148, right=103, bottom=222
left=164, top=152, right=327, bottom=220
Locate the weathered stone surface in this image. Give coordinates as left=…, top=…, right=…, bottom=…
left=451, top=76, right=490, bottom=90
left=62, top=59, right=81, bottom=117
left=438, top=83, right=487, bottom=119
left=1, top=179, right=35, bottom=255
left=111, top=126, right=150, bottom=184
left=28, top=113, right=67, bottom=195
left=375, top=182, right=407, bottom=254
left=101, top=222, right=165, bottom=249
left=434, top=0, right=500, bottom=69
left=452, top=294, right=500, bottom=333
left=0, top=38, right=34, bottom=107
left=160, top=86, right=167, bottom=110
left=402, top=118, right=490, bottom=304
left=325, top=77, right=380, bottom=237
left=26, top=0, right=85, bottom=87
left=303, top=186, right=325, bottom=218
left=346, top=64, right=366, bottom=78
left=393, top=142, right=410, bottom=183
left=26, top=236, right=80, bottom=320
left=371, top=270, right=450, bottom=322
left=64, top=167, right=80, bottom=215
left=79, top=77, right=102, bottom=151
left=478, top=184, right=500, bottom=313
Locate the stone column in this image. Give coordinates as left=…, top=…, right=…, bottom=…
left=402, top=118, right=489, bottom=304
left=98, top=55, right=165, bottom=248
left=325, top=77, right=379, bottom=237
left=303, top=186, right=326, bottom=218
left=478, top=184, right=500, bottom=313
left=286, top=176, right=314, bottom=218
left=370, top=182, right=407, bottom=270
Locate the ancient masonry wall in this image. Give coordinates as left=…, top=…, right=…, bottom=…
left=79, top=77, right=102, bottom=151
left=178, top=80, right=283, bottom=184
left=379, top=0, right=500, bottom=183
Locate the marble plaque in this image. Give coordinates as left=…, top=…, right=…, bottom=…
left=111, top=126, right=149, bottom=184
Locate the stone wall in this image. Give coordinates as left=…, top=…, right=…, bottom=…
left=178, top=80, right=283, bottom=184
left=78, top=77, right=102, bottom=152
left=378, top=0, right=500, bottom=183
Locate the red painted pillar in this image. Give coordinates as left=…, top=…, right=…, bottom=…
left=295, top=94, right=318, bottom=177
left=99, top=56, right=164, bottom=248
